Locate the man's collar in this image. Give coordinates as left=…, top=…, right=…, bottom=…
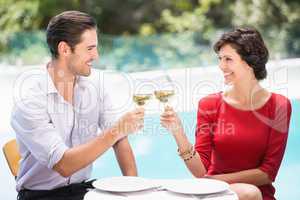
left=45, top=69, right=58, bottom=95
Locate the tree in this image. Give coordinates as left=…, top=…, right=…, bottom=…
left=231, top=0, right=300, bottom=56
left=0, top=0, right=40, bottom=51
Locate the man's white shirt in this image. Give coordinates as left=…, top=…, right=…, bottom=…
left=11, top=67, right=117, bottom=191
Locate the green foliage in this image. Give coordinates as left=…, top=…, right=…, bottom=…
left=286, top=18, right=300, bottom=56
left=231, top=0, right=300, bottom=57
left=0, top=0, right=40, bottom=50
left=0, top=0, right=300, bottom=68
left=158, top=0, right=300, bottom=57
left=156, top=0, right=236, bottom=45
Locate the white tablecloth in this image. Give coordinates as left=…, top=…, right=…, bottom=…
left=84, top=179, right=238, bottom=200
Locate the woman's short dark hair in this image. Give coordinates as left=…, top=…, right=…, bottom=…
left=213, top=27, right=269, bottom=80
left=46, top=11, right=97, bottom=58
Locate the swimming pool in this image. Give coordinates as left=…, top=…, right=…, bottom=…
left=92, top=99, right=300, bottom=199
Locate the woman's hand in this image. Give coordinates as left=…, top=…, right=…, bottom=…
left=160, top=106, right=184, bottom=135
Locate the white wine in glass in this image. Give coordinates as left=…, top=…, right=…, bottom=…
left=133, top=93, right=152, bottom=106
left=154, top=90, right=175, bottom=104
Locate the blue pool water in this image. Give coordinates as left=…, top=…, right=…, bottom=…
left=92, top=100, right=300, bottom=199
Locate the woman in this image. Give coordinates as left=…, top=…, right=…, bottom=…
left=161, top=27, right=291, bottom=200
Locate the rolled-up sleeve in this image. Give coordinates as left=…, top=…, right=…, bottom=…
left=11, top=97, right=68, bottom=169
left=259, top=98, right=292, bottom=182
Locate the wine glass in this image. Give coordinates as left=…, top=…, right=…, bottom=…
left=132, top=78, right=153, bottom=107
left=133, top=93, right=152, bottom=106
left=152, top=72, right=175, bottom=109
left=132, top=79, right=153, bottom=136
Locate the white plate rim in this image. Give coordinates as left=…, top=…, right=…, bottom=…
left=92, top=176, right=159, bottom=193
left=163, top=178, right=229, bottom=195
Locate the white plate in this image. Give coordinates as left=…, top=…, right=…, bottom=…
left=93, top=176, right=159, bottom=193
left=163, top=178, right=229, bottom=195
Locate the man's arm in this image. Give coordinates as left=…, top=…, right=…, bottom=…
left=54, top=108, right=144, bottom=177
left=53, top=127, right=120, bottom=177
left=113, top=137, right=137, bottom=176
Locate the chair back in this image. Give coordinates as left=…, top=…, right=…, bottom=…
left=2, top=139, right=21, bottom=177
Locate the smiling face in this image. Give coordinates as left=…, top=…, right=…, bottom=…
left=218, top=44, right=255, bottom=85
left=66, top=28, right=99, bottom=76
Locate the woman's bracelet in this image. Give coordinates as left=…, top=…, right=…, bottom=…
left=177, top=144, right=193, bottom=157
left=183, top=149, right=196, bottom=162
left=177, top=144, right=196, bottom=161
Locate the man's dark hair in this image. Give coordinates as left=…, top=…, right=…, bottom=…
left=46, top=11, right=97, bottom=58
left=213, top=27, right=269, bottom=80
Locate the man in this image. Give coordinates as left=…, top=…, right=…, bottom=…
left=11, top=11, right=144, bottom=200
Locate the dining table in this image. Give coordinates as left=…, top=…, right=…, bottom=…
left=84, top=177, right=238, bottom=200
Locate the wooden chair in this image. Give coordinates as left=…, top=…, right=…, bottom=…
left=2, top=139, right=21, bottom=177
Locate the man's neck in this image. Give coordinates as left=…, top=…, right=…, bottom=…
left=48, top=60, right=76, bottom=83
left=47, top=60, right=76, bottom=104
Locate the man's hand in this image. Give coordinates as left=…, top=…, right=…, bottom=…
left=114, top=107, right=145, bottom=141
